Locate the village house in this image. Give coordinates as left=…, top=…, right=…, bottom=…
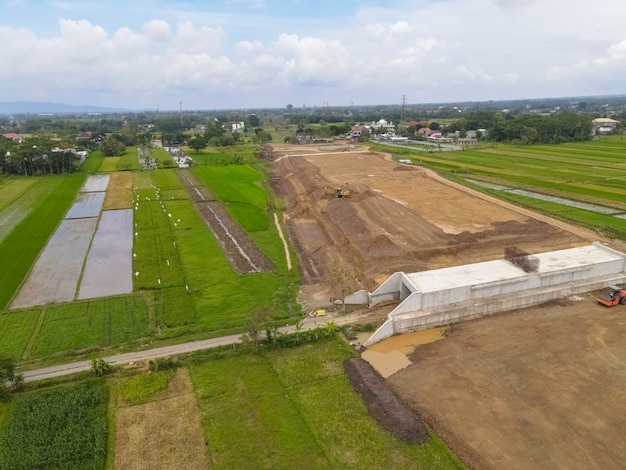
left=592, top=118, right=619, bottom=134
left=2, top=133, right=23, bottom=142
left=349, top=125, right=369, bottom=139
left=224, top=121, right=245, bottom=133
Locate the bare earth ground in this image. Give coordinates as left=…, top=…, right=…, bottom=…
left=268, top=143, right=626, bottom=469
left=267, top=144, right=612, bottom=309
left=103, top=171, right=133, bottom=210
left=387, top=297, right=626, bottom=470
left=115, top=369, right=210, bottom=470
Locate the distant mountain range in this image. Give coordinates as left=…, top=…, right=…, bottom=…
left=0, top=101, right=128, bottom=115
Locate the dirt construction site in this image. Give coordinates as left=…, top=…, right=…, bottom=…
left=268, top=143, right=626, bottom=469
left=268, top=144, right=608, bottom=308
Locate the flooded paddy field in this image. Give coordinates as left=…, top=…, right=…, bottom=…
left=80, top=174, right=110, bottom=192
left=11, top=175, right=134, bottom=308
left=78, top=209, right=133, bottom=300
left=11, top=218, right=98, bottom=308
left=64, top=192, right=105, bottom=219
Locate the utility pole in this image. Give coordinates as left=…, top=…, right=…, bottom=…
left=179, top=101, right=183, bottom=127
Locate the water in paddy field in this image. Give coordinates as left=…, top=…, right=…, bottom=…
left=78, top=209, right=133, bottom=299
left=360, top=327, right=448, bottom=378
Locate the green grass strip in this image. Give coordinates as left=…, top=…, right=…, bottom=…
left=0, top=309, right=41, bottom=359
left=29, top=295, right=150, bottom=359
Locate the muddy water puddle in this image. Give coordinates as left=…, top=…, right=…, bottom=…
left=360, top=327, right=448, bottom=378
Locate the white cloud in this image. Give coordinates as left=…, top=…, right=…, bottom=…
left=142, top=20, right=171, bottom=42
left=2, top=0, right=626, bottom=107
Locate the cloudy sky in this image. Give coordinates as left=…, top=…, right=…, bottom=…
left=1, top=0, right=625, bottom=110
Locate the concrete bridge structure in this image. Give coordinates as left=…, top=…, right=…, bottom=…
left=359, top=243, right=626, bottom=346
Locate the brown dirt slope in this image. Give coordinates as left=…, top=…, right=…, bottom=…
left=344, top=357, right=429, bottom=444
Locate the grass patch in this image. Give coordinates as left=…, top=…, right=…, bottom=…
left=155, top=286, right=196, bottom=327
left=81, top=151, right=105, bottom=173
left=29, top=295, right=150, bottom=359
left=98, top=157, right=120, bottom=172
left=193, top=165, right=269, bottom=231
left=0, top=177, right=63, bottom=244
left=169, top=198, right=298, bottom=336
left=152, top=148, right=177, bottom=168
left=0, top=173, right=85, bottom=309
left=118, top=371, right=168, bottom=405
left=0, top=381, right=108, bottom=470
left=0, top=309, right=40, bottom=359
left=117, top=147, right=139, bottom=171
left=185, top=145, right=261, bottom=166
left=190, top=338, right=465, bottom=469
left=0, top=178, right=37, bottom=211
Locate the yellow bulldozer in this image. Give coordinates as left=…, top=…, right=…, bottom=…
left=324, top=182, right=350, bottom=198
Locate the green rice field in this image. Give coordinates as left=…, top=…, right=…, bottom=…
left=190, top=338, right=464, bottom=469
left=0, top=173, right=85, bottom=309
left=0, top=338, right=465, bottom=470
left=193, top=165, right=269, bottom=232
left=117, top=147, right=139, bottom=171
left=98, top=157, right=120, bottom=172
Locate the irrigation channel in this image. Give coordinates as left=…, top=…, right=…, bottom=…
left=466, top=179, right=626, bottom=219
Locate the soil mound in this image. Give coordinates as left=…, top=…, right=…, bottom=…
left=343, top=357, right=429, bottom=444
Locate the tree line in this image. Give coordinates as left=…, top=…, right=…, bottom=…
left=0, top=136, right=83, bottom=176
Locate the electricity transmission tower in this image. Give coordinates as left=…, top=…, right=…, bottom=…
left=401, top=95, right=408, bottom=120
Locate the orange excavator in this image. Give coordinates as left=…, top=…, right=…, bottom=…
left=596, top=286, right=626, bottom=307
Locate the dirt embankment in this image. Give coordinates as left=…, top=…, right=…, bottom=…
left=177, top=169, right=273, bottom=274
left=268, top=145, right=590, bottom=308
left=343, top=357, right=429, bottom=445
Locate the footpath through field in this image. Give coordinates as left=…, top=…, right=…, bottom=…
left=22, top=310, right=382, bottom=382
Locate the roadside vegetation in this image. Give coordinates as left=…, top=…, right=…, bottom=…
left=0, top=333, right=466, bottom=470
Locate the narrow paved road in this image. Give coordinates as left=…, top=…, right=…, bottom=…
left=23, top=311, right=383, bottom=382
